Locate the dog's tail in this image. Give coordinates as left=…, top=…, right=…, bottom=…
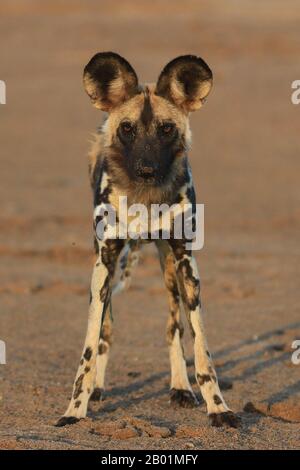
left=112, top=241, right=140, bottom=296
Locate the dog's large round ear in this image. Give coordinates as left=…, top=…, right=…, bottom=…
left=155, top=55, right=213, bottom=113
left=83, top=52, right=139, bottom=112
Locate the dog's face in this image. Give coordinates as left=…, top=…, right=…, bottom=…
left=83, top=52, right=213, bottom=187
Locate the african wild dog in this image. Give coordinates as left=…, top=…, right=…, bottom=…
left=56, top=52, right=239, bottom=428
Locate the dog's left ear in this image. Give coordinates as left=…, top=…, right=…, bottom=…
left=155, top=55, right=213, bottom=113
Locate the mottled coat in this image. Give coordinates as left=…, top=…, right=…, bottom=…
left=56, top=53, right=239, bottom=429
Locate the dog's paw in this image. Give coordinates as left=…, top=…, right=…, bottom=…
left=55, top=416, right=80, bottom=427
left=89, top=387, right=103, bottom=402
left=170, top=388, right=199, bottom=408
left=208, top=411, right=241, bottom=428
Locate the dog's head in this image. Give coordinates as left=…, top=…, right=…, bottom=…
left=84, top=52, right=212, bottom=187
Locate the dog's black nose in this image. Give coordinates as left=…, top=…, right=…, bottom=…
left=140, top=166, right=154, bottom=175
left=135, top=158, right=158, bottom=178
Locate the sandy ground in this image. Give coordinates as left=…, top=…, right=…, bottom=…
left=0, top=0, right=300, bottom=450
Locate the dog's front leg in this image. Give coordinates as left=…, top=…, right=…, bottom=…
left=56, top=238, right=124, bottom=426
left=168, top=240, right=240, bottom=428
left=89, top=311, right=112, bottom=402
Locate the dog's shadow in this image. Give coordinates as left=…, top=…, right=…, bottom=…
left=90, top=321, right=300, bottom=425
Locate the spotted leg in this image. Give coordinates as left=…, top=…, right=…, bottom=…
left=55, top=238, right=124, bottom=426
left=89, top=311, right=112, bottom=402
left=168, top=239, right=240, bottom=428
left=156, top=240, right=198, bottom=408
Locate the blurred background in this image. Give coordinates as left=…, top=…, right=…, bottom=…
left=0, top=0, right=299, bottom=450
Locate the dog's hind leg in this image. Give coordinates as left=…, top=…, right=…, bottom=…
left=112, top=240, right=140, bottom=295
left=89, top=241, right=139, bottom=403
left=156, top=240, right=198, bottom=408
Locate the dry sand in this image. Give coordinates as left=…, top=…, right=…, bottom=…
left=0, top=0, right=299, bottom=450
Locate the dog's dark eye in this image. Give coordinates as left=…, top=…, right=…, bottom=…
left=121, top=121, right=134, bottom=134
left=118, top=121, right=136, bottom=144
left=159, top=122, right=175, bottom=136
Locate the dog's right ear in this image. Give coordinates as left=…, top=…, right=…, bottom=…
left=83, top=52, right=139, bottom=112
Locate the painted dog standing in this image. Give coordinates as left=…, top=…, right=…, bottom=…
left=56, top=53, right=239, bottom=428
